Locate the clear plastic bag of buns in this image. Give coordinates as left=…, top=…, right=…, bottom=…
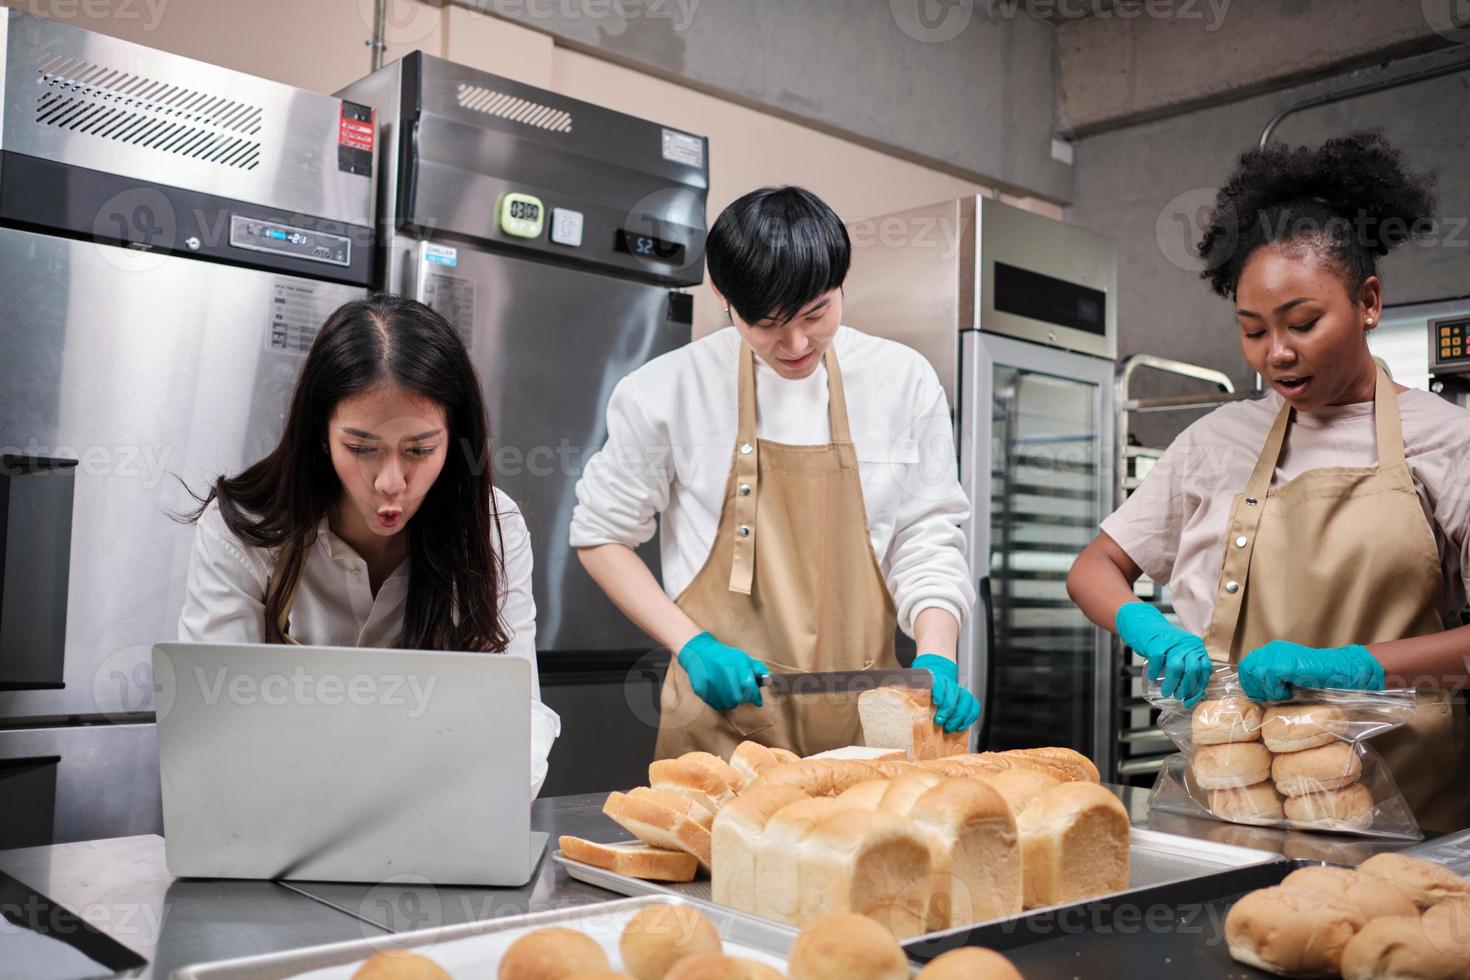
left=1143, top=667, right=1422, bottom=840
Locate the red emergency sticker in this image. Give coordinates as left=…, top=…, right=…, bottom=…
left=338, top=103, right=375, bottom=153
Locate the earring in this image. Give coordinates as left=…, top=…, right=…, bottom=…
left=321, top=441, right=329, bottom=453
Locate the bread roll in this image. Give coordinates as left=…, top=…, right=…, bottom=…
left=1017, top=782, right=1129, bottom=909
left=786, top=912, right=909, bottom=980
left=877, top=771, right=946, bottom=817
left=1339, top=915, right=1470, bottom=980
left=626, top=788, right=716, bottom=832
left=649, top=759, right=738, bottom=814
left=977, top=768, right=1060, bottom=816
left=834, top=778, right=892, bottom=810
left=909, top=777, right=1022, bottom=929
left=1357, top=853, right=1470, bottom=911
left=1272, top=742, right=1362, bottom=797
left=797, top=808, right=933, bottom=937
left=1280, top=866, right=1417, bottom=920
left=1208, top=782, right=1284, bottom=825
left=1192, top=698, right=1264, bottom=745
left=1262, top=704, right=1349, bottom=753
left=729, top=742, right=780, bottom=786
left=353, top=950, right=451, bottom=980
left=1193, top=742, right=1273, bottom=790
left=1422, top=898, right=1470, bottom=959
left=710, top=785, right=808, bottom=911
left=558, top=837, right=699, bottom=883
left=603, top=791, right=713, bottom=870
left=754, top=797, right=850, bottom=922
left=499, top=928, right=610, bottom=980
left=662, top=955, right=784, bottom=980
left=1225, top=885, right=1365, bottom=976
left=806, top=746, right=907, bottom=763
left=619, top=903, right=722, bottom=980
left=1282, top=783, right=1375, bottom=831
left=915, top=947, right=1024, bottom=980
left=858, top=687, right=966, bottom=761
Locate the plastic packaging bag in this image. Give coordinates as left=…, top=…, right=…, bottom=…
left=1145, top=667, right=1423, bottom=840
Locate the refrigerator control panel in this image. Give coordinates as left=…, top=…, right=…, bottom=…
left=229, top=215, right=352, bottom=267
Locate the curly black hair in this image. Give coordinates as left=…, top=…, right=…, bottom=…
left=1197, top=131, right=1437, bottom=299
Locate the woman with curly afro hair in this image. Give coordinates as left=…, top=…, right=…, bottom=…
left=1068, top=131, right=1470, bottom=832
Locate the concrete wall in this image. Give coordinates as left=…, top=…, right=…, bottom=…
left=1065, top=46, right=1470, bottom=446
left=454, top=0, right=1073, bottom=201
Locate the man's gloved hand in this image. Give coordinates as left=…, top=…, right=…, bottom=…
left=912, top=654, right=981, bottom=734
left=1115, top=602, right=1213, bottom=707
left=677, top=632, right=769, bottom=711
left=1238, top=640, right=1385, bottom=702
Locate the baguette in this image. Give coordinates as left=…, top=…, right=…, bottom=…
left=710, top=785, right=809, bottom=911
left=603, top=790, right=713, bottom=870
left=557, top=836, right=698, bottom=882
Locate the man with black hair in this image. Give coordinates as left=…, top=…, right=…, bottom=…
left=571, top=186, right=977, bottom=758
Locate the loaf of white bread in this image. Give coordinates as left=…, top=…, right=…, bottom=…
left=858, top=687, right=968, bottom=760
left=590, top=739, right=1122, bottom=940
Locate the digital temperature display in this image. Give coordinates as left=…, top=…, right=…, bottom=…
left=614, top=228, right=686, bottom=264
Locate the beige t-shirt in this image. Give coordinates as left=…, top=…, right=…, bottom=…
left=1102, top=388, right=1470, bottom=636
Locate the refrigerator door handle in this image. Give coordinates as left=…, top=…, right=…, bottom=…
left=975, top=574, right=994, bottom=751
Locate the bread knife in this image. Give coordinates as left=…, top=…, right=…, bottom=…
left=757, top=668, right=933, bottom=695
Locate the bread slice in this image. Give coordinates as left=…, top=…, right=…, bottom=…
left=649, top=758, right=738, bottom=814
left=710, top=784, right=809, bottom=912
left=626, top=786, right=715, bottom=831
left=805, top=745, right=907, bottom=762
left=754, top=797, right=850, bottom=923
left=797, top=808, right=934, bottom=937
left=681, top=750, right=749, bottom=793
left=909, top=777, right=1022, bottom=929
left=557, top=835, right=698, bottom=882
left=729, top=741, right=780, bottom=786
left=603, top=790, right=713, bottom=870
left=858, top=687, right=967, bottom=760
left=1017, top=783, right=1129, bottom=909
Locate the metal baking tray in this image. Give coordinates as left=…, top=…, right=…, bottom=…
left=169, top=894, right=805, bottom=979
left=905, top=858, right=1317, bottom=976
left=554, top=827, right=1286, bottom=943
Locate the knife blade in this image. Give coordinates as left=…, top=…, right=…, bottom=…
left=757, top=668, right=933, bottom=695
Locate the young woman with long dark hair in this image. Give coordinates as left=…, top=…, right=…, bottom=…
left=177, top=294, right=558, bottom=797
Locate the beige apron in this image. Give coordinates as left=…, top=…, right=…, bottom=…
left=1202, top=366, right=1470, bottom=833
left=654, top=343, right=899, bottom=759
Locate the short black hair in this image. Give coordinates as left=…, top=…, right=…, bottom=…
left=706, top=186, right=850, bottom=325
left=1197, top=130, right=1437, bottom=300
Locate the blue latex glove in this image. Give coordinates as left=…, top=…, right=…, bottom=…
left=1238, top=640, right=1385, bottom=702
left=913, top=654, right=981, bottom=734
left=1115, top=602, right=1213, bottom=707
left=677, top=632, right=769, bottom=711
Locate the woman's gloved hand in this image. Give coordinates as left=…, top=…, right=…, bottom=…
left=1115, top=601, right=1213, bottom=707
left=912, top=654, right=981, bottom=734
left=677, top=631, right=769, bottom=711
left=1238, top=640, right=1385, bottom=702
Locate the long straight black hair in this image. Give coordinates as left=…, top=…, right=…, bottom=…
left=185, top=294, right=510, bottom=651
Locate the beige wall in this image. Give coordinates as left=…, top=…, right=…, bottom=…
left=8, top=0, right=1057, bottom=336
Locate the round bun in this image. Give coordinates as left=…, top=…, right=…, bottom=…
left=620, top=904, right=722, bottom=980
left=1339, top=915, right=1469, bottom=980
left=1208, top=782, right=1284, bottom=825
left=1281, top=866, right=1417, bottom=920
left=1192, top=698, right=1264, bottom=745
left=1225, top=885, right=1365, bottom=976
left=1357, top=852, right=1470, bottom=911
left=353, top=950, right=451, bottom=980
left=1193, top=742, right=1273, bottom=789
left=663, top=954, right=784, bottom=980
left=1271, top=742, right=1361, bottom=796
left=915, top=947, right=1023, bottom=979
left=1422, top=898, right=1470, bottom=958
left=787, top=912, right=908, bottom=980
left=1261, top=704, right=1349, bottom=753
left=1196, top=131, right=1437, bottom=299
left=499, top=928, right=610, bottom=980
left=1282, top=783, right=1375, bottom=831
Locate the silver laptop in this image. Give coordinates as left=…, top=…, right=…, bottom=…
left=153, top=642, right=546, bottom=886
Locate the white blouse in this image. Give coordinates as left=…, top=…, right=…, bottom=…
left=568, top=325, right=975, bottom=636
left=177, top=488, right=560, bottom=799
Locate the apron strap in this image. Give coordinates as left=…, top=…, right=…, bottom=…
left=728, top=345, right=760, bottom=594
left=822, top=346, right=854, bottom=445
left=1372, top=363, right=1407, bottom=469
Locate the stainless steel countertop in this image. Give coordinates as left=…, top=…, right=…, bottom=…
left=0, top=786, right=1423, bottom=979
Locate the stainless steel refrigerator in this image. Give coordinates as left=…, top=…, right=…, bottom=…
left=843, top=196, right=1118, bottom=775
left=337, top=54, right=708, bottom=793
left=0, top=11, right=374, bottom=845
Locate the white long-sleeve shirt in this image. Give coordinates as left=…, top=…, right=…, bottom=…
left=569, top=325, right=975, bottom=635
left=178, top=488, right=560, bottom=799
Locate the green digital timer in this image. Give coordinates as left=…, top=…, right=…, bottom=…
left=498, top=193, right=545, bottom=239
